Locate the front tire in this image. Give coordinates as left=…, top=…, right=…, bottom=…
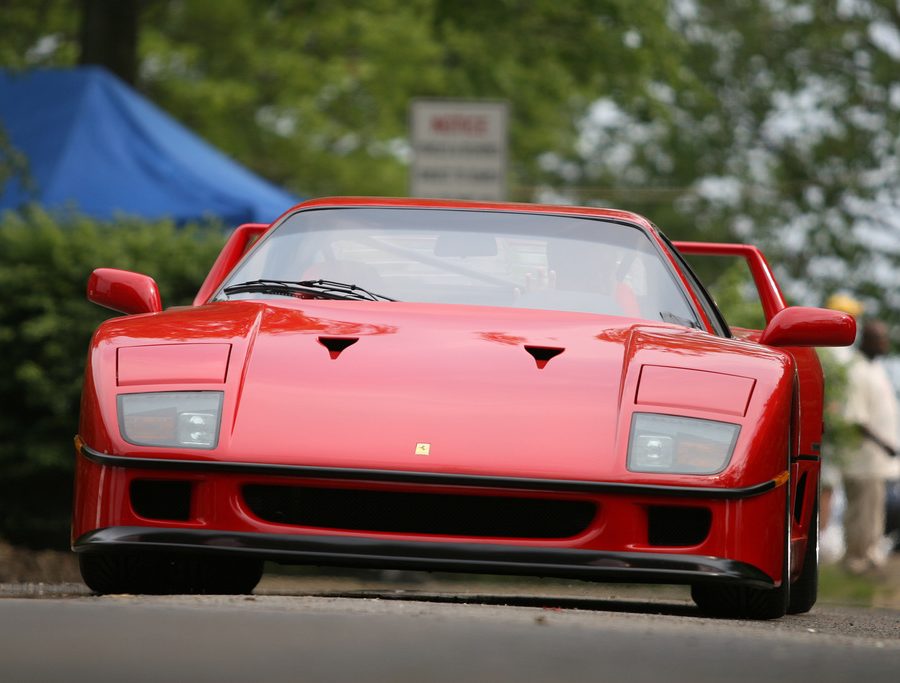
left=690, top=578, right=788, bottom=620
left=787, top=491, right=819, bottom=614
left=79, top=552, right=263, bottom=595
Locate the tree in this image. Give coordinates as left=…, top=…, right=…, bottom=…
left=5, top=1, right=900, bottom=312
left=78, top=0, right=142, bottom=85
left=571, top=1, right=900, bottom=325
left=1, top=0, right=686, bottom=200
left=135, top=0, right=684, bottom=200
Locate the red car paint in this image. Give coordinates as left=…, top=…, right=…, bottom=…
left=72, top=198, right=854, bottom=617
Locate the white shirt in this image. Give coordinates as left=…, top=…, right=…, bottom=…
left=842, top=350, right=900, bottom=480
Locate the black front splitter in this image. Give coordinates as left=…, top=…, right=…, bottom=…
left=74, top=526, right=775, bottom=589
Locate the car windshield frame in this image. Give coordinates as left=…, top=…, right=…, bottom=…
left=214, top=206, right=704, bottom=329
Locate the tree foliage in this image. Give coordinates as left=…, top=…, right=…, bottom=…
left=572, top=1, right=900, bottom=324
left=0, top=0, right=684, bottom=198
left=6, top=1, right=898, bottom=321
left=135, top=0, right=684, bottom=200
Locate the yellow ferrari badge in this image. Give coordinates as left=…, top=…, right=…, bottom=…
left=415, top=443, right=431, bottom=456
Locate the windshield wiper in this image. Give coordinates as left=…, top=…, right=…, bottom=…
left=222, top=279, right=397, bottom=302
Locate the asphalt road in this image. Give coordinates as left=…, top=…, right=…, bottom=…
left=1, top=577, right=898, bottom=683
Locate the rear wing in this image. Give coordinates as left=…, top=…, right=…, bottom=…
left=673, top=242, right=787, bottom=323
left=193, top=223, right=269, bottom=306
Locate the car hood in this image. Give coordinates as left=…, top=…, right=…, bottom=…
left=100, top=300, right=789, bottom=481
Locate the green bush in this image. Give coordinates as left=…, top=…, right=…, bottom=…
left=0, top=208, right=226, bottom=549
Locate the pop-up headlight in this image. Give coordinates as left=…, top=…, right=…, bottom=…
left=627, top=413, right=740, bottom=475
left=118, top=391, right=223, bottom=449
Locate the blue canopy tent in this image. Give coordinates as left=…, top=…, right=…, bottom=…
left=0, top=67, right=300, bottom=225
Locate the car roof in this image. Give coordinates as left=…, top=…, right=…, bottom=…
left=283, top=196, right=659, bottom=234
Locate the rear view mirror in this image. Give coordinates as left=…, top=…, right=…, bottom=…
left=87, top=268, right=163, bottom=315
left=758, top=306, right=855, bottom=347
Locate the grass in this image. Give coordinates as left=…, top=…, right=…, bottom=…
left=818, top=564, right=879, bottom=606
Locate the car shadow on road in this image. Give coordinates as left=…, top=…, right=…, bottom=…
left=299, top=588, right=703, bottom=618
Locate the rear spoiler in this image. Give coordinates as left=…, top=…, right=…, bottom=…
left=673, top=242, right=787, bottom=323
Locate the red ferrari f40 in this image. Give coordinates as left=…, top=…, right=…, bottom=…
left=72, top=197, right=854, bottom=619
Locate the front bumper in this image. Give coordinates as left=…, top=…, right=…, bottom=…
left=72, top=441, right=789, bottom=587
left=74, top=526, right=775, bottom=589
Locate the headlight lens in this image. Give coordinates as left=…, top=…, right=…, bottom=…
left=118, top=391, right=223, bottom=449
left=627, top=413, right=740, bottom=475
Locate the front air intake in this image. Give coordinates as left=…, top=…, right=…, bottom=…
left=130, top=480, right=193, bottom=521
left=646, top=505, right=711, bottom=547
left=243, top=485, right=596, bottom=539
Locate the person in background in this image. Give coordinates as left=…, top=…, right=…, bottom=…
left=839, top=317, right=900, bottom=575
left=818, top=293, right=865, bottom=564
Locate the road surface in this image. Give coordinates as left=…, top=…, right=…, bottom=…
left=0, top=576, right=897, bottom=683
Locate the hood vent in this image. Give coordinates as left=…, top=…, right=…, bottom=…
left=524, top=345, right=565, bottom=369
left=318, top=336, right=359, bottom=359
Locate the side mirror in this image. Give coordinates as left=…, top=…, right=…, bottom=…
left=87, top=268, right=163, bottom=315
left=758, top=306, right=856, bottom=347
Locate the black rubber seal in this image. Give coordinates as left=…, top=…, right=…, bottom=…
left=79, top=443, right=782, bottom=501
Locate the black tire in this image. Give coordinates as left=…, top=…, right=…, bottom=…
left=178, top=555, right=264, bottom=595
left=691, top=479, right=790, bottom=620
left=691, top=576, right=789, bottom=620
left=787, top=490, right=819, bottom=614
left=79, top=552, right=166, bottom=594
left=79, top=552, right=263, bottom=595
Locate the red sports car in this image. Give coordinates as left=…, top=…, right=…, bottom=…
left=72, top=197, right=854, bottom=618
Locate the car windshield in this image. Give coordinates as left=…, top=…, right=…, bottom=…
left=216, top=207, right=699, bottom=327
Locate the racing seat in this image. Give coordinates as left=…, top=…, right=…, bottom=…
left=616, top=281, right=642, bottom=318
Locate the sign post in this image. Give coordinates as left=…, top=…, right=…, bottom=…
left=409, top=99, right=509, bottom=201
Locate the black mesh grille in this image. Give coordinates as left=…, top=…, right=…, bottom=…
left=646, top=506, right=711, bottom=547
left=243, top=485, right=596, bottom=539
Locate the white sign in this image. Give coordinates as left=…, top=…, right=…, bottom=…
left=410, top=99, right=509, bottom=201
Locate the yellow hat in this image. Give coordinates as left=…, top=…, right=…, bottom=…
left=825, top=293, right=864, bottom=317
